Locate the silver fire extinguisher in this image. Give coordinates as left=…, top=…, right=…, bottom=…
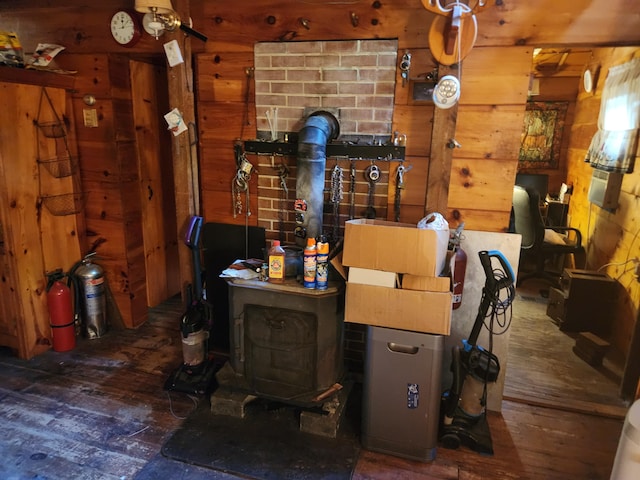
left=71, top=252, right=107, bottom=339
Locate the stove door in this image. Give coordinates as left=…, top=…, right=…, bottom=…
left=244, top=304, right=318, bottom=400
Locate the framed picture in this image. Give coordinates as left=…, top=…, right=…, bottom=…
left=519, top=101, right=568, bottom=169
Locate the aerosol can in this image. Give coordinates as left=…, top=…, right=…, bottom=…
left=70, top=252, right=107, bottom=339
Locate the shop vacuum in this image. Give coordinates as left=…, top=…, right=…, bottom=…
left=440, top=250, right=516, bottom=455
left=164, top=216, right=217, bottom=395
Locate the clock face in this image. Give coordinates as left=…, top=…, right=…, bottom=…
left=110, top=11, right=141, bottom=47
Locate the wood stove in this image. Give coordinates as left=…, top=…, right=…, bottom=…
left=221, top=278, right=344, bottom=406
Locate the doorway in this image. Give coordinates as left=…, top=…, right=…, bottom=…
left=507, top=46, right=630, bottom=415
left=130, top=59, right=181, bottom=307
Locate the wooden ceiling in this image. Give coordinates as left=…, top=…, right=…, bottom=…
left=531, top=48, right=592, bottom=78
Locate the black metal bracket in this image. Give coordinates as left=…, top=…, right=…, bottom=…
left=243, top=140, right=405, bottom=161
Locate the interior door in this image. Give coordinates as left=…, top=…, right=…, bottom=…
left=130, top=59, right=180, bottom=307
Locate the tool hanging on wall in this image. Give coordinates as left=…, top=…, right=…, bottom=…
left=275, top=162, right=289, bottom=241
left=232, top=150, right=253, bottom=219
left=400, top=51, right=412, bottom=87
left=330, top=163, right=344, bottom=242
left=364, top=162, right=380, bottom=219
left=349, top=160, right=357, bottom=220
left=393, top=163, right=412, bottom=222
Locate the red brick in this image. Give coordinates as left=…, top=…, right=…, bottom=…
left=340, top=54, right=378, bottom=67
left=288, top=95, right=321, bottom=107
left=359, top=39, right=398, bottom=53
left=304, top=82, right=338, bottom=95
left=255, top=42, right=287, bottom=54
left=254, top=70, right=286, bottom=81
left=272, top=55, right=306, bottom=68
left=305, top=55, right=340, bottom=68
left=375, top=82, right=396, bottom=95
left=254, top=55, right=271, bottom=68
left=271, top=82, right=304, bottom=94
left=340, top=82, right=374, bottom=95
left=357, top=96, right=394, bottom=109
left=324, top=40, right=358, bottom=53
left=287, top=69, right=322, bottom=82
left=356, top=121, right=392, bottom=135
left=286, top=41, right=323, bottom=54
left=255, top=81, right=270, bottom=94
left=322, top=69, right=358, bottom=82
left=378, top=53, right=398, bottom=67
left=340, top=107, right=374, bottom=121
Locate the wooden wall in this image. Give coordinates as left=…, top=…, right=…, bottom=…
left=565, top=47, right=640, bottom=382
left=1, top=0, right=640, bottom=334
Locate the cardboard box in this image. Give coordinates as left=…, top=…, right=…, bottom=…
left=402, top=274, right=450, bottom=292
left=342, top=219, right=449, bottom=277
left=345, top=283, right=451, bottom=335
left=348, top=267, right=398, bottom=287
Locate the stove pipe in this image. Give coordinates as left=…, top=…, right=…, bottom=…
left=296, top=111, right=340, bottom=244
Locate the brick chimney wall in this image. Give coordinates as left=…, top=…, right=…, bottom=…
left=254, top=39, right=398, bottom=140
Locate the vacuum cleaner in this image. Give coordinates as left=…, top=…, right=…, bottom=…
left=164, top=215, right=217, bottom=395
left=440, top=249, right=516, bottom=455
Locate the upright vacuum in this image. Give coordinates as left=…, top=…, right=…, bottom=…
left=164, top=215, right=216, bottom=395
left=440, top=250, right=516, bottom=455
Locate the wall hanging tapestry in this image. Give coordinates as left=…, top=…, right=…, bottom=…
left=519, top=101, right=568, bottom=170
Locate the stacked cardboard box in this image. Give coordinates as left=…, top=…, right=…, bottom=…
left=342, top=219, right=452, bottom=336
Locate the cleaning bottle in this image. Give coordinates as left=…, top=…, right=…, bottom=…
left=316, top=235, right=329, bottom=290
left=268, top=240, right=286, bottom=284
left=303, top=237, right=317, bottom=289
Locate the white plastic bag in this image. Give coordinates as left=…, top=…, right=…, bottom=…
left=417, top=212, right=449, bottom=231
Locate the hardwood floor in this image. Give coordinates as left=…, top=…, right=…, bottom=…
left=506, top=278, right=629, bottom=418
left=0, top=293, right=626, bottom=479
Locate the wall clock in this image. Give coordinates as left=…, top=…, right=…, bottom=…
left=583, top=65, right=600, bottom=94
left=110, top=10, right=142, bottom=48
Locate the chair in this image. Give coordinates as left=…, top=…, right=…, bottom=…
left=511, top=185, right=586, bottom=286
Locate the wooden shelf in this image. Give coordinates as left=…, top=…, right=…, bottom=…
left=0, top=66, right=75, bottom=90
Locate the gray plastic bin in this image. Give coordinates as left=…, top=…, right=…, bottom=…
left=362, top=325, right=443, bottom=461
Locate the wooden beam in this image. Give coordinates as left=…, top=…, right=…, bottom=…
left=167, top=0, right=200, bottom=299
left=425, top=64, right=459, bottom=216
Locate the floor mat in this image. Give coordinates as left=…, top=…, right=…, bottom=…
left=157, top=394, right=361, bottom=480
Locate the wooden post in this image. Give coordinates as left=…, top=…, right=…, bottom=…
left=166, top=0, right=200, bottom=299
left=425, top=64, right=459, bottom=215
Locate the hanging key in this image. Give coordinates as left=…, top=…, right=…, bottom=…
left=400, top=51, right=411, bottom=87
left=364, top=163, right=380, bottom=219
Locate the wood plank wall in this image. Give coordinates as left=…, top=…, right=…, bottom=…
left=1, top=0, right=639, bottom=335
left=566, top=47, right=640, bottom=360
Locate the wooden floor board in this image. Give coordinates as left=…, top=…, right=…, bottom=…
left=0, top=293, right=627, bottom=480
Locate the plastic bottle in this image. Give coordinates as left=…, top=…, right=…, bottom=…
left=316, top=236, right=329, bottom=290
left=303, top=237, right=317, bottom=289
left=268, top=240, right=286, bottom=284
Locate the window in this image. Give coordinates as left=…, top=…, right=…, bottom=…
left=586, top=56, right=640, bottom=173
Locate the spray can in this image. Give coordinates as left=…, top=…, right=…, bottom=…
left=316, top=236, right=329, bottom=290
left=303, top=237, right=317, bottom=289
left=268, top=240, right=286, bottom=284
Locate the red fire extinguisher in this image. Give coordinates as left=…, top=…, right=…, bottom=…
left=46, top=269, right=76, bottom=352
left=450, top=223, right=467, bottom=310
